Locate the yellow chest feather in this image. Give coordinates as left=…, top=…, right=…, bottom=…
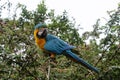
left=34, top=29, right=46, bottom=50
left=36, top=38, right=46, bottom=50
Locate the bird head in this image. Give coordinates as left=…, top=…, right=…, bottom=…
left=34, top=23, right=48, bottom=38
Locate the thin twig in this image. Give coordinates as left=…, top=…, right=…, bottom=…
left=47, top=60, right=51, bottom=80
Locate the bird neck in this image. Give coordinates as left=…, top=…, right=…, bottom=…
left=34, top=29, right=46, bottom=50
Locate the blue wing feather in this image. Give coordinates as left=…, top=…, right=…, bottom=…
left=44, top=34, right=99, bottom=73
left=44, top=34, right=75, bottom=54
left=65, top=50, right=99, bottom=73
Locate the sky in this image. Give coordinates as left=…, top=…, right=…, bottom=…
left=1, top=0, right=120, bottom=34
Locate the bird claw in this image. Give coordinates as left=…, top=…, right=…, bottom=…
left=49, top=57, right=56, bottom=62
left=49, top=58, right=57, bottom=65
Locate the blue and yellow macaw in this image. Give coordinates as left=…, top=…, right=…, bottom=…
left=34, top=23, right=99, bottom=73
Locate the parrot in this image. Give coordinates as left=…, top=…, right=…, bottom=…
left=34, top=23, right=99, bottom=73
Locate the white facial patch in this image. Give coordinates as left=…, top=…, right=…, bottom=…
left=38, top=31, right=43, bottom=36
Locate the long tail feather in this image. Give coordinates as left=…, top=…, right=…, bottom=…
left=64, top=50, right=99, bottom=73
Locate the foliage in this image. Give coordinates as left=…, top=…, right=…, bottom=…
left=82, top=4, right=120, bottom=80
left=48, top=10, right=83, bottom=46
left=0, top=0, right=120, bottom=80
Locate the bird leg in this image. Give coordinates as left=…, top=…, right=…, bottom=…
left=49, top=53, right=57, bottom=65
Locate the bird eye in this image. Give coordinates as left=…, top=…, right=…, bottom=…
left=39, top=28, right=45, bottom=32
left=38, top=29, right=43, bottom=32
